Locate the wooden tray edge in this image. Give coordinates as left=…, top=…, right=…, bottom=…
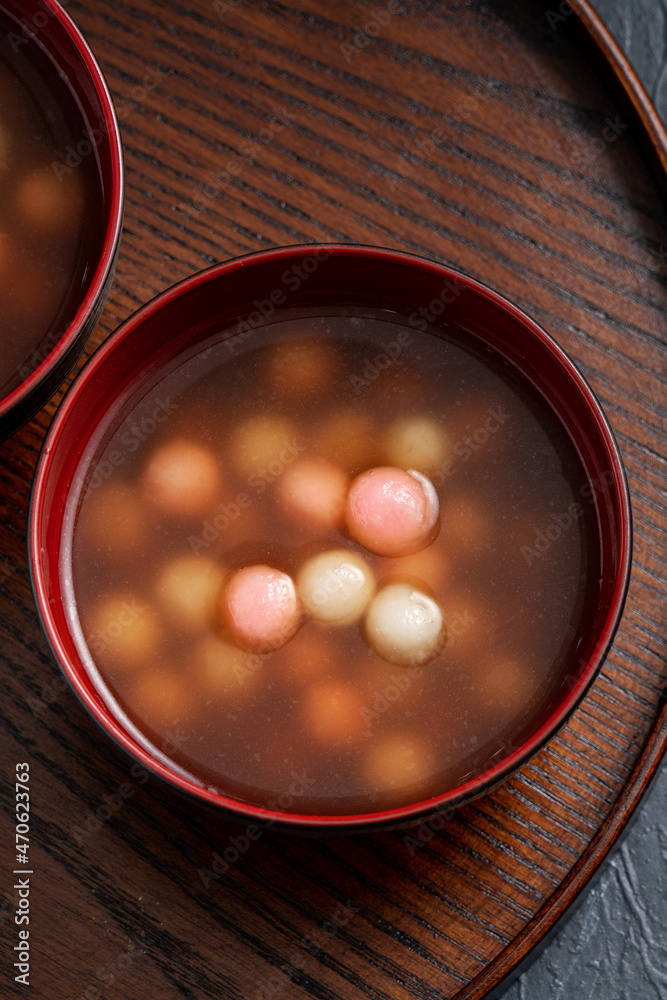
left=455, top=699, right=666, bottom=999
left=452, top=4, right=667, bottom=995
left=570, top=0, right=667, bottom=176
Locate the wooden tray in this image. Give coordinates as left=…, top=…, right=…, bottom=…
left=1, top=1, right=665, bottom=997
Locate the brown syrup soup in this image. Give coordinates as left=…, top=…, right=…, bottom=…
left=0, top=12, right=102, bottom=396
left=65, top=311, right=600, bottom=815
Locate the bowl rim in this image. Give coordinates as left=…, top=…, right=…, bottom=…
left=28, top=242, right=633, bottom=831
left=0, top=0, right=124, bottom=421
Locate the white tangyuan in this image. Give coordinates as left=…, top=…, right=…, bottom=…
left=297, top=549, right=375, bottom=625
left=365, top=582, right=445, bottom=666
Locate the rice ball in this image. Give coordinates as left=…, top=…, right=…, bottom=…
left=267, top=339, right=335, bottom=398
left=155, top=555, right=225, bottom=632
left=277, top=458, right=348, bottom=531
left=345, top=466, right=439, bottom=557
left=384, top=416, right=451, bottom=475
left=364, top=734, right=432, bottom=794
left=230, top=414, right=297, bottom=478
left=312, top=410, right=377, bottom=472
left=297, top=549, right=375, bottom=625
left=302, top=680, right=365, bottom=746
left=475, top=657, right=538, bottom=712
left=141, top=439, right=220, bottom=516
left=281, top=627, right=335, bottom=685
left=129, top=670, right=192, bottom=731
left=220, top=564, right=301, bottom=651
left=365, top=583, right=445, bottom=667
left=17, top=166, right=84, bottom=234
left=86, top=593, right=160, bottom=669
left=195, top=633, right=262, bottom=695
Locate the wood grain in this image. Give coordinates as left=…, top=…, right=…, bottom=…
left=0, top=1, right=665, bottom=998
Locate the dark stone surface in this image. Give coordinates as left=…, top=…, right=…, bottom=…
left=500, top=768, right=666, bottom=1000
left=500, top=3, right=666, bottom=998
left=593, top=0, right=667, bottom=118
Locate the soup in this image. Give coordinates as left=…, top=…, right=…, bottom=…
left=63, top=310, right=600, bottom=815
left=0, top=8, right=102, bottom=398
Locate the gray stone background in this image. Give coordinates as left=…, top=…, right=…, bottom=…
left=595, top=0, right=667, bottom=114
left=500, top=2, right=666, bottom=998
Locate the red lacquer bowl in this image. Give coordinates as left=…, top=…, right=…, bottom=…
left=28, top=244, right=632, bottom=833
left=0, top=0, right=123, bottom=440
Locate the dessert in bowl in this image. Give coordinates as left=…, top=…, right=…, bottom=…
left=29, top=244, right=631, bottom=832
left=0, top=0, right=123, bottom=439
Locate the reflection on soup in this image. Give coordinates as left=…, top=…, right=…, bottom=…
left=64, top=311, right=601, bottom=815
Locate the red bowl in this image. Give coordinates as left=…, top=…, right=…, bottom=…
left=0, top=0, right=123, bottom=440
left=28, top=244, right=632, bottom=833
